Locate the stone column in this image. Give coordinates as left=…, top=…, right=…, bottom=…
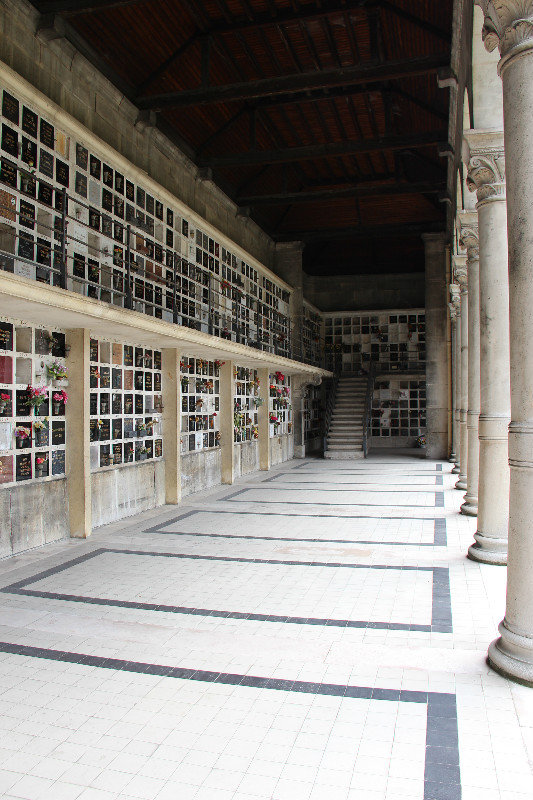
left=477, top=0, right=533, bottom=683
left=65, top=328, right=92, bottom=538
left=257, top=367, right=270, bottom=471
left=274, top=242, right=304, bottom=359
left=458, top=216, right=480, bottom=516
left=422, top=232, right=449, bottom=459
left=162, top=348, right=182, bottom=505
left=448, top=283, right=461, bottom=467
left=454, top=257, right=469, bottom=490
left=465, top=132, right=510, bottom=564
left=220, top=360, right=235, bottom=484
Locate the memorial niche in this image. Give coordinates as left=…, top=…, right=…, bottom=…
left=1, top=124, right=18, bottom=157
left=16, top=452, right=32, bottom=481
left=89, top=155, right=101, bottom=179
left=2, top=91, right=19, bottom=124
left=76, top=143, right=88, bottom=170
left=21, top=107, right=38, bottom=139
left=39, top=150, right=54, bottom=178
left=39, top=119, right=54, bottom=149
left=1, top=158, right=17, bottom=188
left=52, top=449, right=65, bottom=475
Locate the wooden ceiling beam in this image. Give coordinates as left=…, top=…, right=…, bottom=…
left=237, top=180, right=447, bottom=206
left=276, top=221, right=445, bottom=243
left=200, top=130, right=446, bottom=167
left=36, top=0, right=146, bottom=13
left=136, top=54, right=449, bottom=110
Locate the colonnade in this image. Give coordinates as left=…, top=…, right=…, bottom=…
left=446, top=1, right=533, bottom=685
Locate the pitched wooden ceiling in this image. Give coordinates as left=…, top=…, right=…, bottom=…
left=32, top=0, right=454, bottom=275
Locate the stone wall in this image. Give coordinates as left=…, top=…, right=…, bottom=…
left=91, top=460, right=165, bottom=528
left=0, top=478, right=69, bottom=557
left=304, top=273, right=425, bottom=313
left=181, top=448, right=222, bottom=499
left=270, top=433, right=294, bottom=466
left=234, top=441, right=260, bottom=479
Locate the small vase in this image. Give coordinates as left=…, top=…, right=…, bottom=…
left=53, top=402, right=61, bottom=415
left=0, top=401, right=5, bottom=413
left=35, top=467, right=46, bottom=479
left=16, top=437, right=28, bottom=449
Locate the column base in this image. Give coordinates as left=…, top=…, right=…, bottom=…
left=452, top=461, right=460, bottom=474
left=449, top=452, right=457, bottom=463
left=468, top=530, right=507, bottom=565
left=461, top=496, right=478, bottom=516
left=488, top=622, right=533, bottom=687
left=455, top=476, right=467, bottom=490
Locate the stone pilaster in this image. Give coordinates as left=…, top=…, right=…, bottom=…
left=65, top=328, right=92, bottom=538
left=257, top=368, right=270, bottom=471
left=454, top=256, right=469, bottom=490
left=476, top=0, right=533, bottom=683
left=423, top=232, right=449, bottom=459
left=162, top=348, right=182, bottom=505
left=464, top=131, right=510, bottom=564
left=274, top=242, right=304, bottom=359
left=220, top=360, right=235, bottom=484
left=458, top=215, right=480, bottom=516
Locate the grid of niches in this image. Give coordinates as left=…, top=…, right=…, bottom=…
left=302, top=305, right=322, bottom=366
left=371, top=378, right=427, bottom=439
left=0, top=317, right=67, bottom=485
left=269, top=372, right=291, bottom=438
left=89, top=338, right=163, bottom=469
left=180, top=357, right=221, bottom=453
left=233, top=366, right=259, bottom=444
left=0, top=86, right=291, bottom=358
left=324, top=311, right=426, bottom=373
left=304, top=385, right=323, bottom=441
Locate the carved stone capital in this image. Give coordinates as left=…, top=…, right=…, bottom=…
left=453, top=255, right=468, bottom=286
left=449, top=282, right=462, bottom=309
left=449, top=302, right=459, bottom=321
left=457, top=211, right=480, bottom=266
left=476, top=1, right=533, bottom=62
left=467, top=148, right=506, bottom=203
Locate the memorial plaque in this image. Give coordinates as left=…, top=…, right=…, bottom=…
left=40, top=119, right=54, bottom=149
left=73, top=253, right=85, bottom=279
left=102, top=164, right=113, bottom=187
left=52, top=449, right=65, bottom=475
left=166, top=229, right=173, bottom=248
left=38, top=181, right=53, bottom=207
left=153, top=351, right=162, bottom=370
left=102, top=188, right=113, bottom=212
left=144, top=372, right=152, bottom=391
left=112, top=418, right=122, bottom=441
left=112, top=368, right=122, bottom=389
left=75, top=172, right=87, bottom=198
left=135, top=347, right=144, bottom=367
left=0, top=420, right=11, bottom=450
left=38, top=149, right=54, bottom=178
left=0, top=454, right=13, bottom=484
left=114, top=222, right=123, bottom=243
left=182, top=219, right=188, bottom=237
left=0, top=355, right=11, bottom=385
left=36, top=239, right=51, bottom=266
left=99, top=419, right=110, bottom=440
left=114, top=171, right=124, bottom=194
left=0, top=157, right=16, bottom=189
left=90, top=338, right=99, bottom=362
left=55, top=159, right=69, bottom=187
left=112, top=393, right=122, bottom=415
left=112, top=442, right=122, bottom=464
left=76, top=143, right=88, bottom=170
left=154, top=243, right=163, bottom=263
left=135, top=394, right=143, bottom=414
left=18, top=232, right=34, bottom=261
left=136, top=187, right=145, bottom=208
left=126, top=180, right=134, bottom=201
left=124, top=441, right=134, bottom=462
left=19, top=200, right=35, bottom=230
left=166, top=208, right=173, bottom=227
left=52, top=420, right=65, bottom=445
left=134, top=371, right=144, bottom=391
left=21, top=137, right=37, bottom=167
left=181, top=396, right=188, bottom=412
left=124, top=346, right=133, bottom=367
left=114, top=196, right=124, bottom=219
left=19, top=171, right=36, bottom=198
left=90, top=393, right=98, bottom=416
left=112, top=244, right=123, bottom=266
left=1, top=124, right=18, bottom=157
left=100, top=366, right=110, bottom=388
left=102, top=215, right=112, bottom=237
left=155, top=200, right=163, bottom=220
left=146, top=194, right=154, bottom=215
left=124, top=394, right=133, bottom=414
left=21, top=107, right=38, bottom=139
left=16, top=453, right=32, bottom=481
left=2, top=91, right=19, bottom=124
left=34, top=425, right=49, bottom=447
left=154, top=439, right=162, bottom=458
left=0, top=322, right=13, bottom=351
left=89, top=155, right=101, bottom=179
left=89, top=207, right=100, bottom=231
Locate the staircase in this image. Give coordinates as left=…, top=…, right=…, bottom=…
left=325, top=374, right=368, bottom=459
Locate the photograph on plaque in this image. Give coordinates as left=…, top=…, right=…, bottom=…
left=38, top=181, right=53, bottom=207
left=52, top=421, right=65, bottom=445
left=89, top=155, right=101, bottom=179
left=75, top=172, right=87, bottom=198
left=52, top=449, right=65, bottom=475
left=1, top=124, right=18, bottom=158
left=89, top=207, right=100, bottom=231
left=39, top=119, right=54, bottom=149
left=112, top=394, right=122, bottom=415
left=76, top=143, right=88, bottom=170
left=102, top=164, right=113, bottom=187
left=135, top=395, right=143, bottom=414
left=2, top=91, right=19, bottom=124
left=55, top=160, right=69, bottom=187
left=38, top=149, right=54, bottom=179
left=134, top=371, right=144, bottom=391
left=21, top=137, right=37, bottom=167
left=16, top=453, right=32, bottom=481
left=114, top=222, right=124, bottom=243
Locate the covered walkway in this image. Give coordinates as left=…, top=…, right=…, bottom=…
left=0, top=455, right=531, bottom=800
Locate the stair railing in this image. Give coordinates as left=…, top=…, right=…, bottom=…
left=362, top=362, right=377, bottom=458
left=323, top=373, right=340, bottom=456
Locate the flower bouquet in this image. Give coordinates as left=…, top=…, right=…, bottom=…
left=52, top=390, right=68, bottom=414
left=27, top=385, right=48, bottom=414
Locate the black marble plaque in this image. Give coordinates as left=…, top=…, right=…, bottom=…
left=34, top=425, right=49, bottom=446
left=1, top=157, right=17, bottom=188
left=39, top=149, right=54, bottom=178
left=154, top=439, right=162, bottom=458
left=124, top=345, right=133, bottom=366
left=19, top=200, right=35, bottom=229
left=114, top=196, right=124, bottom=219
left=112, top=244, right=123, bottom=266
left=19, top=172, right=36, bottom=198
left=144, top=372, right=152, bottom=392
left=166, top=208, right=173, bottom=227
left=39, top=119, right=54, bottom=149
left=153, top=351, right=161, bottom=370
left=21, top=107, right=38, bottom=138
left=135, top=394, right=143, bottom=414
left=154, top=372, right=161, bottom=392
left=114, top=222, right=123, bottom=243
left=90, top=365, right=99, bottom=387
left=76, top=143, right=88, bottom=170
left=124, top=440, right=134, bottom=461
left=182, top=219, right=188, bottom=237
left=124, top=394, right=133, bottom=414
left=166, top=229, right=173, bottom=248
left=55, top=159, right=69, bottom=187
left=112, top=419, right=122, bottom=441
left=16, top=453, right=32, bottom=481
left=38, top=181, right=53, bottom=207
left=135, top=348, right=144, bottom=367
left=2, top=91, right=19, bottom=124
left=89, top=155, right=101, bottom=180
left=112, top=442, right=122, bottom=463
left=102, top=188, right=113, bottom=212
left=88, top=207, right=100, bottom=232
left=155, top=200, right=163, bottom=220
left=1, top=124, right=18, bottom=158
left=114, top=171, right=124, bottom=194
left=102, top=164, right=113, bottom=187
left=90, top=339, right=99, bottom=362
left=21, top=137, right=37, bottom=167
left=36, top=238, right=51, bottom=266
left=89, top=418, right=98, bottom=442
left=126, top=180, right=134, bottom=201
left=52, top=449, right=65, bottom=475
left=99, top=419, right=110, bottom=440
left=134, top=371, right=144, bottom=390
left=112, top=369, right=122, bottom=390
left=146, top=194, right=154, bottom=215
left=18, top=232, right=34, bottom=260
left=88, top=259, right=99, bottom=283
left=144, top=350, right=153, bottom=369
left=75, top=172, right=87, bottom=198
left=112, top=393, right=122, bottom=415
left=100, top=366, right=110, bottom=388
left=90, top=393, right=98, bottom=416
left=52, top=420, right=65, bottom=445
left=136, top=187, right=145, bottom=208
left=73, top=252, right=85, bottom=279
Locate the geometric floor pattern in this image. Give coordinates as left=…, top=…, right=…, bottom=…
left=0, top=453, right=532, bottom=799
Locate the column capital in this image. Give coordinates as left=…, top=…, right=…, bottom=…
left=449, top=282, right=462, bottom=309
left=464, top=129, right=506, bottom=204
left=453, top=254, right=468, bottom=286
left=476, top=1, right=533, bottom=65
left=458, top=211, right=480, bottom=265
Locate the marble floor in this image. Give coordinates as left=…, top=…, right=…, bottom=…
left=0, top=453, right=532, bottom=800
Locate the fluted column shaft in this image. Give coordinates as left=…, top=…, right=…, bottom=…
left=476, top=0, right=533, bottom=683
left=455, top=277, right=469, bottom=491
